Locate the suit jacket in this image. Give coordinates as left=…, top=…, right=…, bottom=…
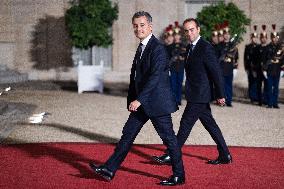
left=127, top=35, right=178, bottom=117
left=184, top=37, right=224, bottom=103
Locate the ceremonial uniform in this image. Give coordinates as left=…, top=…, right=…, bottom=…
left=255, top=43, right=269, bottom=104
left=169, top=21, right=186, bottom=105
left=210, top=30, right=221, bottom=101
left=169, top=42, right=186, bottom=105
left=244, top=42, right=258, bottom=102
left=219, top=40, right=239, bottom=106
left=163, top=25, right=174, bottom=57
left=264, top=41, right=284, bottom=108
left=211, top=30, right=221, bottom=58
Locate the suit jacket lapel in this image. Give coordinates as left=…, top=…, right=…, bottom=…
left=185, top=38, right=203, bottom=67
left=192, top=38, right=202, bottom=57
left=140, top=35, right=154, bottom=63
left=135, top=36, right=154, bottom=92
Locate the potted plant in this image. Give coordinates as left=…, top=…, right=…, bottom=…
left=65, top=0, right=118, bottom=93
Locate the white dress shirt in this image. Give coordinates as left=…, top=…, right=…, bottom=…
left=191, top=35, right=201, bottom=49
left=139, top=33, right=153, bottom=58
left=134, top=33, right=152, bottom=79
left=186, top=35, right=201, bottom=61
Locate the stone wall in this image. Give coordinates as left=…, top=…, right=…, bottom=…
left=0, top=0, right=75, bottom=81
left=0, top=0, right=283, bottom=81
left=112, top=0, right=284, bottom=75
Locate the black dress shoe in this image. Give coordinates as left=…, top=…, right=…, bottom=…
left=160, top=175, right=185, bottom=186
left=267, top=105, right=272, bottom=108
left=89, top=163, right=114, bottom=181
left=207, top=154, right=232, bottom=165
left=273, top=105, right=280, bottom=109
left=152, top=154, right=171, bottom=165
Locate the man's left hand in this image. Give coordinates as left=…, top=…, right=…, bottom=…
left=129, top=100, right=141, bottom=111
left=216, top=98, right=226, bottom=106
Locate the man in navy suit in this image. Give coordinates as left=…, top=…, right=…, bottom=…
left=153, top=18, right=232, bottom=165
left=89, top=11, right=185, bottom=186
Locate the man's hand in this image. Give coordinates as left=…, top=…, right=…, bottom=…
left=128, top=100, right=141, bottom=112
left=216, top=98, right=226, bottom=106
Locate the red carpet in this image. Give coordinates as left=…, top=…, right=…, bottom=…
left=0, top=143, right=283, bottom=189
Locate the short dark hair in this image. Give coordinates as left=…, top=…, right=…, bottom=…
left=132, top=11, right=152, bottom=23
left=183, top=18, right=200, bottom=28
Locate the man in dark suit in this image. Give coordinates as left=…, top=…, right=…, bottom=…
left=153, top=18, right=232, bottom=165
left=89, top=11, right=185, bottom=186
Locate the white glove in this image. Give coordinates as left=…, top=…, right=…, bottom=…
left=263, top=71, right=267, bottom=79
left=233, top=69, right=238, bottom=78
left=280, top=71, right=284, bottom=78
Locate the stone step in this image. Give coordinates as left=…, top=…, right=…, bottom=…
left=233, top=84, right=284, bottom=103
left=0, top=101, right=8, bottom=115
left=0, top=102, right=36, bottom=143
left=0, top=69, right=28, bottom=84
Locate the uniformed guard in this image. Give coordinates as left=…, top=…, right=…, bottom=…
left=163, top=24, right=175, bottom=68
left=219, top=21, right=239, bottom=107
left=169, top=21, right=187, bottom=105
left=255, top=25, right=269, bottom=105
left=211, top=28, right=220, bottom=58
left=210, top=28, right=222, bottom=101
left=218, top=24, right=224, bottom=44
left=244, top=25, right=259, bottom=104
left=263, top=24, right=284, bottom=108
left=163, top=24, right=174, bottom=46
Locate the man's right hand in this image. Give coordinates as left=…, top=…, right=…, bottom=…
left=128, top=100, right=141, bottom=112
left=216, top=98, right=226, bottom=106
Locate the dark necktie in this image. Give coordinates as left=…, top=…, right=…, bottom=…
left=186, top=44, right=194, bottom=62
left=135, top=43, right=143, bottom=64
left=190, top=44, right=194, bottom=51
left=134, top=43, right=143, bottom=82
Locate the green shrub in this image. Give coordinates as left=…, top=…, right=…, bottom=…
left=197, top=2, right=250, bottom=41
left=65, top=0, right=118, bottom=49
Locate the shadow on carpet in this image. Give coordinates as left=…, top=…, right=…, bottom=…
left=0, top=143, right=283, bottom=189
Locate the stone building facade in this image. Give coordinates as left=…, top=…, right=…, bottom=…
left=0, top=0, right=283, bottom=82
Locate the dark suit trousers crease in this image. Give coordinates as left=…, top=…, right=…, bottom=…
left=176, top=102, right=230, bottom=157
left=104, top=110, right=185, bottom=177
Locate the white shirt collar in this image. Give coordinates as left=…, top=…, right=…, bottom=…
left=191, top=35, right=201, bottom=46
left=141, top=33, right=153, bottom=46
